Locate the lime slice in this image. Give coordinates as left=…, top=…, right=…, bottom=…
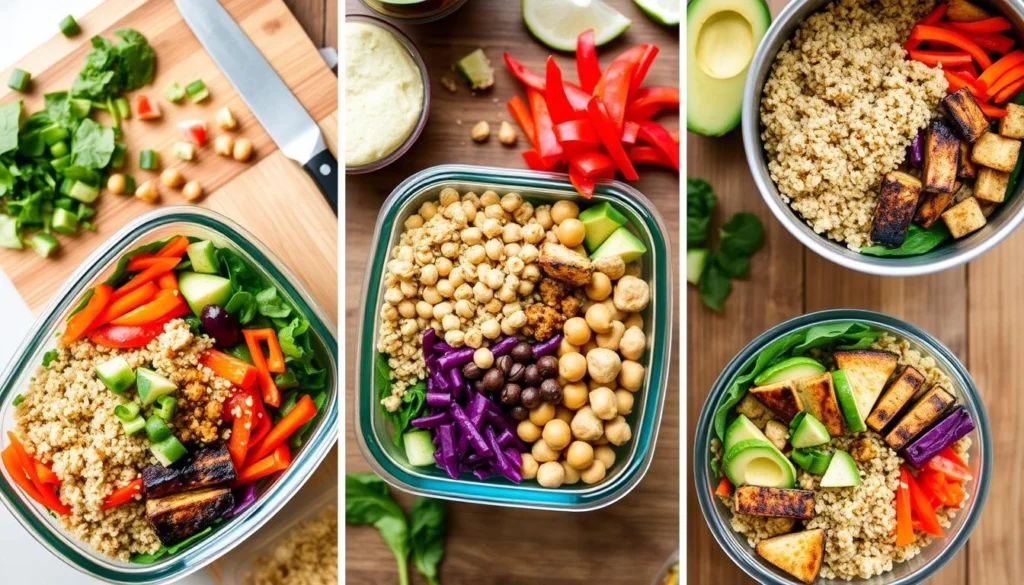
left=633, top=0, right=680, bottom=26
left=522, top=0, right=632, bottom=52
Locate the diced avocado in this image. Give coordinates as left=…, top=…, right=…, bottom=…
left=794, top=373, right=845, bottom=436
left=832, top=369, right=867, bottom=433
left=833, top=350, right=899, bottom=422
left=95, top=356, right=135, bottom=394
left=0, top=216, right=21, bottom=249
left=819, top=450, right=862, bottom=488
left=186, top=241, right=219, bottom=274
left=749, top=380, right=803, bottom=422
left=51, top=207, right=79, bottom=235
left=67, top=180, right=100, bottom=203
left=136, top=367, right=177, bottom=406
left=791, top=447, right=833, bottom=476
left=455, top=49, right=494, bottom=91
left=754, top=357, right=826, bottom=386
left=733, top=485, right=815, bottom=520
left=755, top=529, right=825, bottom=584
left=724, top=413, right=770, bottom=453
left=403, top=430, right=437, bottom=467
left=790, top=413, right=830, bottom=449
left=177, top=272, right=233, bottom=315
left=724, top=439, right=796, bottom=489
left=687, top=248, right=709, bottom=285
left=579, top=201, right=629, bottom=251
left=589, top=226, right=647, bottom=263
left=26, top=233, right=59, bottom=258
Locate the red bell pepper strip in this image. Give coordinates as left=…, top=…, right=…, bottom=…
left=89, top=318, right=174, bottom=349
left=200, top=349, right=258, bottom=388
left=938, top=446, right=968, bottom=468
left=226, top=391, right=255, bottom=470
left=503, top=52, right=591, bottom=109
left=554, top=120, right=600, bottom=146
left=629, top=146, right=675, bottom=168
left=34, top=461, right=60, bottom=486
left=101, top=478, right=143, bottom=510
left=245, top=332, right=281, bottom=407
left=924, top=452, right=974, bottom=481
left=949, top=16, right=1012, bottom=35
left=110, top=291, right=189, bottom=327
left=249, top=406, right=272, bottom=447
left=521, top=149, right=551, bottom=171
left=156, top=271, right=178, bottom=291
left=905, top=470, right=944, bottom=537
left=2, top=446, right=55, bottom=512
left=545, top=57, right=578, bottom=125
left=909, top=50, right=975, bottom=68
left=621, top=121, right=640, bottom=145
left=714, top=477, right=733, bottom=498
left=528, top=89, right=564, bottom=167
left=978, top=102, right=1008, bottom=117
left=586, top=97, right=639, bottom=181
left=895, top=467, right=915, bottom=546
left=628, top=44, right=660, bottom=99
left=507, top=96, right=538, bottom=149
left=944, top=69, right=989, bottom=101
left=978, top=51, right=1024, bottom=88
left=569, top=152, right=616, bottom=178
left=595, top=46, right=644, bottom=131
left=576, top=29, right=601, bottom=93
left=568, top=166, right=596, bottom=199
left=245, top=395, right=317, bottom=465
left=973, top=33, right=1015, bottom=54
left=244, top=329, right=285, bottom=373
left=637, top=120, right=680, bottom=170
left=235, top=443, right=291, bottom=486
left=626, top=86, right=680, bottom=120
left=7, top=432, right=69, bottom=515
left=918, top=469, right=954, bottom=507
left=113, top=258, right=180, bottom=299
left=905, top=3, right=949, bottom=50
left=945, top=478, right=966, bottom=506
left=993, top=74, right=1024, bottom=102
left=62, top=284, right=113, bottom=345
left=93, top=282, right=159, bottom=326
left=908, top=25, right=993, bottom=69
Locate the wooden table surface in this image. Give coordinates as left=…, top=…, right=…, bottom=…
left=344, top=1, right=680, bottom=583
left=687, top=0, right=1023, bottom=583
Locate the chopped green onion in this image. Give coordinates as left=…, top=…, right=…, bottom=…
left=121, top=416, right=146, bottom=436
left=114, top=97, right=130, bottom=120
left=27, top=233, right=59, bottom=258
left=185, top=79, right=210, bottom=102
left=49, top=140, right=68, bottom=158
left=151, top=436, right=187, bottom=466
left=115, top=402, right=141, bottom=422
left=139, top=149, right=160, bottom=170
left=54, top=197, right=75, bottom=211
left=144, top=415, right=172, bottom=443
left=163, top=82, right=186, bottom=103
left=154, top=396, right=177, bottom=421
left=59, top=15, right=80, bottom=37
left=123, top=174, right=137, bottom=195
left=111, top=143, right=127, bottom=169
left=7, top=69, right=30, bottom=92
left=12, top=394, right=25, bottom=407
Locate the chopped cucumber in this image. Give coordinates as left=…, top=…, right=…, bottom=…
left=51, top=154, right=72, bottom=172
left=150, top=435, right=187, bottom=466
left=120, top=416, right=146, bottom=436
left=67, top=180, right=100, bottom=203
left=51, top=208, right=79, bottom=235
left=27, top=233, right=59, bottom=258
left=49, top=140, right=68, bottom=158
left=139, top=149, right=160, bottom=170
left=59, top=15, right=80, bottom=37
left=8, top=69, right=30, bottom=92
left=110, top=143, right=127, bottom=169
left=456, top=49, right=494, bottom=90
left=114, top=97, right=131, bottom=120
left=172, top=141, right=195, bottom=161
left=163, top=82, right=186, bottom=103
left=145, top=415, right=172, bottom=443
left=687, top=248, right=709, bottom=285
left=136, top=368, right=177, bottom=406
left=0, top=216, right=22, bottom=249
left=185, top=79, right=209, bottom=102
left=95, top=356, right=135, bottom=394
left=403, top=430, right=437, bottom=466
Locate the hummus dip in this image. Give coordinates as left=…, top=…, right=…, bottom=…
left=345, top=22, right=425, bottom=167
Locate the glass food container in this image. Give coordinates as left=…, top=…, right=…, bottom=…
left=355, top=164, right=673, bottom=511
left=694, top=309, right=992, bottom=585
left=0, top=207, right=338, bottom=585
left=359, top=0, right=470, bottom=24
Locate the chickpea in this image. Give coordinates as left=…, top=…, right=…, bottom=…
left=500, top=192, right=523, bottom=212
left=551, top=200, right=579, bottom=224
left=613, top=275, right=651, bottom=313
left=522, top=263, right=541, bottom=282
left=484, top=204, right=505, bottom=220
left=502, top=223, right=522, bottom=243
left=593, top=256, right=626, bottom=280
left=214, top=134, right=234, bottom=157
left=619, top=327, right=646, bottom=360
left=441, top=314, right=460, bottom=331
left=604, top=416, right=632, bottom=446
left=542, top=418, right=572, bottom=451
left=481, top=319, right=501, bottom=339
left=232, top=137, right=254, bottom=161
left=464, top=328, right=483, bottom=349
left=555, top=406, right=574, bottom=424
left=480, top=190, right=500, bottom=207
left=558, top=337, right=580, bottom=357
left=585, top=303, right=613, bottom=334
left=619, top=360, right=645, bottom=392
left=441, top=241, right=459, bottom=258
left=522, top=223, right=545, bottom=244
left=588, top=377, right=615, bottom=391
left=532, top=440, right=561, bottom=463
left=594, top=445, right=616, bottom=469
left=161, top=168, right=185, bottom=188
left=534, top=205, right=553, bottom=229
left=587, top=348, right=622, bottom=385
left=555, top=218, right=586, bottom=247
left=559, top=352, right=587, bottom=382
left=563, top=317, right=592, bottom=346
left=473, top=347, right=494, bottom=369
left=602, top=298, right=627, bottom=322
left=432, top=301, right=453, bottom=319
left=521, top=453, right=539, bottom=480
left=565, top=441, right=594, bottom=470
left=530, top=402, right=556, bottom=426
left=561, top=382, right=589, bottom=410
left=517, top=280, right=535, bottom=296
left=455, top=299, right=474, bottom=318
left=484, top=239, right=503, bottom=261
left=182, top=180, right=203, bottom=201
left=615, top=389, right=634, bottom=415
left=419, top=201, right=438, bottom=219
left=415, top=301, right=433, bottom=319
left=517, top=419, right=542, bottom=443
left=513, top=201, right=534, bottom=224
left=461, top=227, right=483, bottom=245
left=403, top=214, right=425, bottom=230
left=498, top=121, right=518, bottom=145
left=596, top=321, right=626, bottom=351
left=462, top=200, right=478, bottom=223
left=561, top=461, right=581, bottom=485
left=401, top=319, right=419, bottom=337
left=536, top=460, right=565, bottom=488
left=507, top=310, right=527, bottom=329
left=437, top=279, right=455, bottom=298
left=580, top=460, right=607, bottom=485
left=444, top=330, right=465, bottom=346
left=486, top=299, right=504, bottom=315
left=397, top=300, right=416, bottom=319
left=585, top=272, right=613, bottom=301
left=470, top=120, right=490, bottom=142
left=380, top=304, right=398, bottom=321
left=484, top=268, right=504, bottom=290
left=624, top=262, right=642, bottom=278
left=589, top=387, right=618, bottom=420
left=439, top=188, right=460, bottom=207
left=436, top=257, right=453, bottom=276
left=624, top=313, right=644, bottom=331
left=571, top=406, right=604, bottom=441
left=107, top=173, right=127, bottom=195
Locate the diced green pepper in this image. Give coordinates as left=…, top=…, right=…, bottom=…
left=59, top=15, right=80, bottom=37
left=163, top=82, right=186, bottom=103
left=51, top=208, right=78, bottom=235
left=67, top=181, right=99, bottom=204
left=139, top=149, right=159, bottom=170
left=144, top=415, right=172, bottom=443
left=0, top=216, right=22, bottom=249
left=7, top=69, right=30, bottom=92
left=114, top=402, right=141, bottom=422
left=26, top=233, right=59, bottom=258
left=122, top=174, right=137, bottom=195
left=49, top=140, right=68, bottom=158
left=111, top=143, right=127, bottom=169
left=185, top=79, right=209, bottom=102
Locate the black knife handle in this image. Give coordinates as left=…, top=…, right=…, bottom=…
left=303, top=149, right=338, bottom=214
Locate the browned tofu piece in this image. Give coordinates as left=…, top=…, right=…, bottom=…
left=942, top=196, right=987, bottom=238
left=734, top=486, right=816, bottom=520
left=999, top=103, right=1024, bottom=139
left=915, top=191, right=957, bottom=229
left=958, top=142, right=978, bottom=179
left=750, top=380, right=803, bottom=423
left=866, top=366, right=926, bottom=432
left=795, top=373, right=845, bottom=436
left=885, top=385, right=956, bottom=450
left=538, top=242, right=592, bottom=286
left=971, top=132, right=1021, bottom=172
left=924, top=120, right=961, bottom=194
left=975, top=167, right=1010, bottom=203
left=947, top=0, right=990, bottom=21
left=870, top=171, right=922, bottom=247
left=142, top=442, right=236, bottom=498
left=756, top=529, right=825, bottom=585
left=943, top=88, right=990, bottom=143
left=146, top=487, right=234, bottom=546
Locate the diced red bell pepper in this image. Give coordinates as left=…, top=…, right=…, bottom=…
left=939, top=446, right=968, bottom=468
left=621, top=121, right=640, bottom=145
left=568, top=166, right=596, bottom=199
left=200, top=349, right=258, bottom=388
left=626, top=86, right=680, bottom=120
left=89, top=318, right=175, bottom=349
left=545, top=57, right=578, bottom=125
left=133, top=94, right=161, bottom=120
left=528, top=89, right=564, bottom=167
left=507, top=95, right=538, bottom=149
left=949, top=16, right=1012, bottom=35
left=918, top=469, right=954, bottom=507
left=905, top=470, right=944, bottom=537
left=101, top=478, right=143, bottom=510
left=906, top=3, right=949, bottom=51
left=244, top=330, right=281, bottom=407
left=637, top=120, right=680, bottom=170
left=521, top=149, right=552, bottom=171
left=569, top=151, right=616, bottom=178
left=715, top=477, right=733, bottom=497
left=908, top=25, right=993, bottom=69
left=945, top=478, right=966, bottom=506
left=628, top=44, right=660, bottom=99
left=503, top=52, right=591, bottom=110
left=226, top=390, right=255, bottom=470
left=178, top=120, right=208, bottom=147
left=244, top=395, right=316, bottom=466
left=909, top=50, right=975, bottom=68
left=973, top=33, right=1015, bottom=54
left=576, top=29, right=601, bottom=93
left=924, top=452, right=974, bottom=482
left=895, top=467, right=915, bottom=546
left=62, top=284, right=113, bottom=345
left=586, top=97, right=639, bottom=181
left=595, top=45, right=643, bottom=131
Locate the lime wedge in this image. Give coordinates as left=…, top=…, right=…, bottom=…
left=633, top=0, right=680, bottom=26
left=522, top=0, right=632, bottom=52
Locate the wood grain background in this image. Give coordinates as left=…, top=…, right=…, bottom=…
left=687, top=0, right=1022, bottom=583
left=344, top=1, right=680, bottom=583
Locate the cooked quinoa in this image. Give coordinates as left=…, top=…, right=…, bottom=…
left=760, top=0, right=948, bottom=249
left=13, top=319, right=232, bottom=560
left=246, top=505, right=338, bottom=585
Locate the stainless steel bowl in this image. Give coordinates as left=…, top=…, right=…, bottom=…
left=742, top=0, right=1024, bottom=276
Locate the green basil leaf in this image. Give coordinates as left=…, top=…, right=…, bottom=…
left=859, top=224, right=950, bottom=257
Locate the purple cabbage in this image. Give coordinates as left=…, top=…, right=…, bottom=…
left=531, top=334, right=563, bottom=358
left=490, top=336, right=519, bottom=356
left=907, top=130, right=925, bottom=168
left=437, top=347, right=475, bottom=371
left=903, top=406, right=975, bottom=468
left=224, top=482, right=257, bottom=519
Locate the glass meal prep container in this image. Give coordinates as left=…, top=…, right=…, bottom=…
left=694, top=309, right=992, bottom=585
left=0, top=207, right=338, bottom=585
left=355, top=164, right=672, bottom=511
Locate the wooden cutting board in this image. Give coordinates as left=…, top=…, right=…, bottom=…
left=0, top=0, right=338, bottom=318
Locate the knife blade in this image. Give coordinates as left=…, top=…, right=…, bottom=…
left=175, top=0, right=337, bottom=213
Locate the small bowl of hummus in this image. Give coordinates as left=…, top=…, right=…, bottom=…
left=345, top=15, right=430, bottom=174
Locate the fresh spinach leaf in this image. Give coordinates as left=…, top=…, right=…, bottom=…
left=697, top=262, right=731, bottom=312
left=0, top=101, right=21, bottom=156
left=394, top=381, right=426, bottom=445
left=129, top=526, right=214, bottom=564
left=410, top=497, right=446, bottom=585
left=687, top=177, right=716, bottom=246
left=70, top=118, right=115, bottom=169
left=224, top=291, right=257, bottom=323
left=345, top=473, right=411, bottom=585
left=719, top=212, right=765, bottom=257
left=112, top=29, right=156, bottom=90
left=859, top=224, right=950, bottom=257
left=713, top=251, right=750, bottom=278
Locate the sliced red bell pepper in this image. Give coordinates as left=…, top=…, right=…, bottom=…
left=621, top=121, right=640, bottom=145
left=569, top=151, right=616, bottom=178
left=924, top=452, right=974, bottom=481
left=554, top=120, right=600, bottom=146
left=521, top=149, right=551, bottom=171
left=918, top=469, right=954, bottom=507
left=905, top=2, right=949, bottom=51
left=93, top=281, right=159, bottom=326
left=909, top=49, right=975, bottom=68
left=226, top=390, right=255, bottom=470
left=576, top=29, right=601, bottom=93
left=199, top=349, right=258, bottom=388
left=101, top=478, right=143, bottom=510
left=637, top=120, right=680, bottom=170
left=978, top=102, right=1008, bottom=117
left=62, top=284, right=113, bottom=345
left=34, top=461, right=60, bottom=486
left=715, top=477, right=733, bottom=498
left=235, top=443, right=291, bottom=486
left=949, top=16, right=1012, bottom=35
left=939, top=446, right=968, bottom=468
left=973, top=33, right=1015, bottom=54
left=908, top=25, right=993, bottom=69
left=586, top=97, right=639, bottom=181
left=945, top=478, right=966, bottom=506
left=244, top=329, right=285, bottom=373
left=545, top=57, right=578, bottom=125
left=626, top=86, right=680, bottom=120
left=528, top=89, right=564, bottom=167
left=109, top=291, right=189, bottom=327
left=7, top=432, right=69, bottom=515
left=89, top=318, right=174, bottom=349
left=244, top=331, right=281, bottom=407
left=156, top=271, right=178, bottom=291
left=508, top=95, right=538, bottom=149
left=978, top=50, right=1024, bottom=88
left=629, top=146, right=675, bottom=168
left=895, top=467, right=915, bottom=546
left=249, top=406, right=272, bottom=447
left=905, top=470, right=944, bottom=537
left=2, top=446, right=54, bottom=512
left=595, top=45, right=644, bottom=131
left=113, top=258, right=180, bottom=299
left=244, top=395, right=316, bottom=466
left=944, top=69, right=989, bottom=101
left=503, top=52, right=590, bottom=109
left=628, top=44, right=660, bottom=99
left=568, top=166, right=595, bottom=199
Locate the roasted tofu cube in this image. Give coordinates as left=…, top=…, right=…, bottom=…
left=924, top=120, right=961, bottom=194
left=750, top=381, right=803, bottom=423
left=734, top=486, right=815, bottom=520
left=795, top=373, right=845, bottom=436
left=974, top=167, right=1010, bottom=203
left=915, top=191, right=957, bottom=229
left=142, top=442, right=236, bottom=498
left=942, top=196, right=987, bottom=238
left=870, top=171, right=922, bottom=247
left=943, top=88, right=990, bottom=143
left=756, top=529, right=825, bottom=585
left=866, top=366, right=926, bottom=432
left=947, top=0, right=990, bottom=21
left=764, top=420, right=790, bottom=451
left=1000, top=103, right=1024, bottom=139
left=971, top=132, right=1021, bottom=172
left=885, top=385, right=956, bottom=450
left=833, top=350, right=899, bottom=423
left=146, top=487, right=234, bottom=546
left=538, top=242, right=592, bottom=286
left=958, top=142, right=978, bottom=179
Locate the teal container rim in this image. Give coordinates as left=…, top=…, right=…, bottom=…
left=0, top=207, right=338, bottom=584
left=355, top=164, right=673, bottom=511
left=693, top=309, right=992, bottom=585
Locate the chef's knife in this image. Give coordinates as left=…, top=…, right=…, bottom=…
left=175, top=0, right=338, bottom=213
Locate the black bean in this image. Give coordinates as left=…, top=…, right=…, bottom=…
left=536, top=355, right=559, bottom=378
left=524, top=364, right=542, bottom=386
left=462, top=362, right=483, bottom=380
left=521, top=387, right=541, bottom=409
left=511, top=342, right=533, bottom=362
left=482, top=369, right=505, bottom=392
left=495, top=354, right=514, bottom=375
left=500, top=383, right=522, bottom=406
left=540, top=379, right=563, bottom=404
left=510, top=406, right=529, bottom=421
left=508, top=363, right=526, bottom=383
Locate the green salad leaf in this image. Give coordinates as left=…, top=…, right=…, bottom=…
left=129, top=526, right=214, bottom=564
left=859, top=224, right=950, bottom=257
left=410, top=497, right=446, bottom=585
left=0, top=101, right=21, bottom=156
left=70, top=118, right=115, bottom=169
left=687, top=177, right=716, bottom=246
left=346, top=473, right=411, bottom=585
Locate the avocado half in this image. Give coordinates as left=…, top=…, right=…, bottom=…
left=686, top=0, right=771, bottom=136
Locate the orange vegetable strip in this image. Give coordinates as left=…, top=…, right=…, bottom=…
left=62, top=284, right=113, bottom=344
left=227, top=396, right=254, bottom=471
left=199, top=349, right=258, bottom=388
left=2, top=446, right=52, bottom=511
left=896, top=468, right=915, bottom=546
left=100, top=478, right=143, bottom=510
left=993, top=75, right=1024, bottom=102
left=906, top=471, right=944, bottom=537
left=908, top=25, right=993, bottom=69
left=34, top=461, right=60, bottom=486
left=94, top=282, right=159, bottom=326
left=906, top=3, right=949, bottom=50
left=946, top=478, right=966, bottom=506
left=978, top=102, right=1008, bottom=117
left=949, top=16, right=1012, bottom=35
left=973, top=33, right=1015, bottom=54
left=110, top=292, right=189, bottom=326
left=156, top=236, right=190, bottom=258
left=925, top=453, right=974, bottom=481
left=939, top=446, right=968, bottom=468
left=244, top=395, right=316, bottom=465
left=243, top=329, right=286, bottom=373
left=113, top=258, right=180, bottom=299
left=6, top=433, right=69, bottom=514
left=245, top=332, right=281, bottom=407
left=235, top=443, right=291, bottom=486
left=909, top=50, right=974, bottom=68
left=156, top=271, right=178, bottom=291
left=944, top=70, right=989, bottom=101
left=978, top=51, right=1024, bottom=88
left=507, top=95, right=538, bottom=149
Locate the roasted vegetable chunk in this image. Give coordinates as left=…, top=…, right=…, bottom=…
left=146, top=487, right=234, bottom=546
left=942, top=88, right=990, bottom=143
left=764, top=420, right=790, bottom=451
left=871, top=171, right=922, bottom=247
left=750, top=380, right=803, bottom=423
left=538, top=242, right=592, bottom=286
left=958, top=142, right=978, bottom=179
left=924, top=121, right=961, bottom=194
left=756, top=529, right=825, bottom=585
left=915, top=190, right=957, bottom=229
left=885, top=385, right=956, bottom=450
left=971, top=132, right=1021, bottom=172
left=795, top=373, right=844, bottom=437
left=142, top=442, right=236, bottom=499
left=974, top=167, right=1010, bottom=203
left=734, top=486, right=815, bottom=520
left=999, top=103, right=1024, bottom=139
left=942, top=196, right=987, bottom=238
left=866, top=366, right=925, bottom=432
